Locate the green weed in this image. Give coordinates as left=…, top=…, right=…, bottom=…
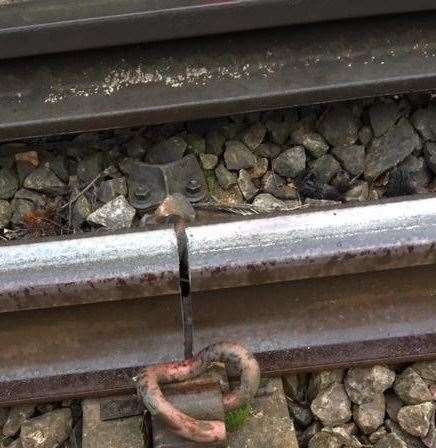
left=224, top=404, right=252, bottom=432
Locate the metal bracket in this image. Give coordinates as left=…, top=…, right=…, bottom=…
left=121, top=154, right=208, bottom=210
left=151, top=372, right=227, bottom=448
left=100, top=394, right=146, bottom=421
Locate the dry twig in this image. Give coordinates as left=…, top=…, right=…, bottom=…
left=195, top=201, right=307, bottom=216
left=60, top=166, right=115, bottom=211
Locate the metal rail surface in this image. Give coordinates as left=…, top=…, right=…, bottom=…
left=186, top=195, right=436, bottom=292
left=0, top=227, right=180, bottom=313
left=1, top=195, right=436, bottom=405
left=2, top=12, right=436, bottom=141
left=1, top=0, right=436, bottom=59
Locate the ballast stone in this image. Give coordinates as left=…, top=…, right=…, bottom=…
left=87, top=195, right=136, bottom=230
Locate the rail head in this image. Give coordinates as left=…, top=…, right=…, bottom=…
left=0, top=227, right=180, bottom=313
left=186, top=194, right=436, bottom=292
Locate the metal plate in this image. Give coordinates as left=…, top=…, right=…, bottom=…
left=2, top=12, right=436, bottom=140
left=123, top=155, right=208, bottom=210
left=1, top=0, right=436, bottom=59
left=152, top=385, right=225, bottom=448
left=99, top=394, right=145, bottom=421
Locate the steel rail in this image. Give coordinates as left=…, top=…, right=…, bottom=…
left=1, top=0, right=435, bottom=59
left=0, top=227, right=180, bottom=313
left=2, top=12, right=436, bottom=141
left=1, top=195, right=436, bottom=405
left=186, top=195, right=436, bottom=292
left=188, top=195, right=436, bottom=371
left=191, top=267, right=436, bottom=374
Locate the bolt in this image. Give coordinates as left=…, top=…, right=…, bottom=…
left=134, top=185, right=151, bottom=200
left=186, top=178, right=201, bottom=194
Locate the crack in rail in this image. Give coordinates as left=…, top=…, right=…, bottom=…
left=175, top=223, right=193, bottom=359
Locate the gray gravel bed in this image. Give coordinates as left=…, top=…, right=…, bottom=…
left=0, top=401, right=81, bottom=448
left=0, top=93, right=435, bottom=240
left=1, top=360, right=435, bottom=447
left=286, top=360, right=436, bottom=448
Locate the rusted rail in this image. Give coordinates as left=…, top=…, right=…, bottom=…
left=1, top=195, right=436, bottom=405
left=3, top=11, right=436, bottom=141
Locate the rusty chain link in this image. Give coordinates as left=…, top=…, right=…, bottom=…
left=134, top=341, right=260, bottom=443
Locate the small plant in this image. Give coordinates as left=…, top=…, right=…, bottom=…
left=224, top=404, right=252, bottom=432
left=205, top=170, right=217, bottom=195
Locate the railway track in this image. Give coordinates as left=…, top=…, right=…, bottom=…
left=1, top=194, right=436, bottom=406
left=1, top=2, right=436, bottom=447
